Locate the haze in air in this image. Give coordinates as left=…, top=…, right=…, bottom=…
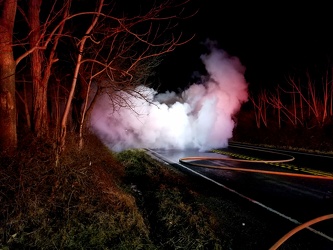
left=90, top=40, right=249, bottom=152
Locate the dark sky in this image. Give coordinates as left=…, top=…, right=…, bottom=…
left=157, top=1, right=333, bottom=92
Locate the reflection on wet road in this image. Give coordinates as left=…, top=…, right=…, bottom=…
left=147, top=145, right=333, bottom=249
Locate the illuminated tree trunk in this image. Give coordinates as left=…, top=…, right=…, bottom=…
left=29, top=0, right=48, bottom=137
left=0, top=0, right=17, bottom=155
left=59, top=0, right=104, bottom=152
left=322, top=70, right=329, bottom=123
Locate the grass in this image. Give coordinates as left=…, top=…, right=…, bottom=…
left=0, top=135, right=153, bottom=249
left=1, top=131, right=329, bottom=249
left=0, top=134, right=229, bottom=249
left=116, top=149, right=225, bottom=249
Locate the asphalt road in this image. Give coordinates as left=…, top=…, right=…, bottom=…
left=146, top=143, right=333, bottom=249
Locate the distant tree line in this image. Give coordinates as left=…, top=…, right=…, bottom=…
left=249, top=68, right=333, bottom=129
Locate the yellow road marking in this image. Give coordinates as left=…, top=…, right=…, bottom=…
left=199, top=149, right=333, bottom=179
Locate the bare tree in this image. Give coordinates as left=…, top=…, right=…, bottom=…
left=306, top=73, right=321, bottom=124
left=268, top=87, right=282, bottom=128
left=27, top=0, right=70, bottom=137
left=249, top=90, right=268, bottom=128
left=0, top=0, right=195, bottom=156
left=329, top=67, right=333, bottom=116
left=268, top=86, right=302, bottom=128
left=58, top=0, right=195, bottom=151
left=286, top=75, right=320, bottom=126
left=322, top=69, right=330, bottom=123
left=58, top=0, right=104, bottom=153
left=28, top=0, right=45, bottom=136
left=0, top=0, right=17, bottom=155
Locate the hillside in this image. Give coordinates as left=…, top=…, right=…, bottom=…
left=1, top=132, right=329, bottom=249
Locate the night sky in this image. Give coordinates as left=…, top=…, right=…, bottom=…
left=157, top=1, right=333, bottom=93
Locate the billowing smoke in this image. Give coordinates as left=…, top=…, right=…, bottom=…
left=90, top=41, right=248, bottom=152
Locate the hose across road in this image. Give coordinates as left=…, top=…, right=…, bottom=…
left=146, top=147, right=333, bottom=248
left=177, top=148, right=333, bottom=248
left=179, top=149, right=333, bottom=180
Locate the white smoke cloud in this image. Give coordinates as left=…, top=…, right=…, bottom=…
left=90, top=40, right=248, bottom=152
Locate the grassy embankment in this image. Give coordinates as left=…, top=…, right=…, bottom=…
left=1, top=134, right=233, bottom=249
left=2, top=131, right=332, bottom=249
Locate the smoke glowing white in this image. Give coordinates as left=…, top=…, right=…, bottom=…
left=90, top=41, right=248, bottom=152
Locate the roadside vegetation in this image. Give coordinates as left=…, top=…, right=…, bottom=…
left=2, top=132, right=325, bottom=249
left=0, top=134, right=152, bottom=249
left=233, top=67, right=333, bottom=155
left=0, top=133, right=228, bottom=249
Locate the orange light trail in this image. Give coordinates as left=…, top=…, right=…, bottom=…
left=179, top=157, right=333, bottom=180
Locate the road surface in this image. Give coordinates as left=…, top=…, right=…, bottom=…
left=146, top=143, right=333, bottom=249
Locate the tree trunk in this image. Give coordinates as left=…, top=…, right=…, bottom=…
left=59, top=0, right=104, bottom=152
left=29, top=0, right=48, bottom=137
left=0, top=0, right=18, bottom=155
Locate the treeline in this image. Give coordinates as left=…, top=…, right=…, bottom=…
left=249, top=68, right=333, bottom=130
left=0, top=0, right=194, bottom=157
